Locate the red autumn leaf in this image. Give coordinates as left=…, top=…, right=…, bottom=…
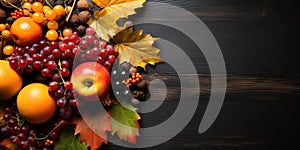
left=73, top=112, right=111, bottom=150
left=0, top=139, right=18, bottom=150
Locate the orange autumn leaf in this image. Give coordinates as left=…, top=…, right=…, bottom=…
left=88, top=0, right=146, bottom=41
left=0, top=139, right=17, bottom=150
left=73, top=112, right=111, bottom=150
left=113, top=27, right=164, bottom=70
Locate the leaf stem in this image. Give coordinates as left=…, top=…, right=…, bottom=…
left=45, top=0, right=54, bottom=8
left=66, top=0, right=77, bottom=22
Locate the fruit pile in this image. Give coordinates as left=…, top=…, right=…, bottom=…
left=0, top=0, right=162, bottom=149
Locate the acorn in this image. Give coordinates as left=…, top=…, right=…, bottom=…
left=78, top=11, right=91, bottom=23
left=77, top=0, right=91, bottom=10
left=0, top=0, right=20, bottom=8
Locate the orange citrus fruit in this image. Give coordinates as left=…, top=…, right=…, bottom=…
left=0, top=60, right=23, bottom=100
left=17, top=83, right=56, bottom=124
left=10, top=17, right=42, bottom=46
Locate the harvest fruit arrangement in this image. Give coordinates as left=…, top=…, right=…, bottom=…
left=0, top=0, right=163, bottom=149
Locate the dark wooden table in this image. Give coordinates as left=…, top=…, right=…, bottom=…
left=102, top=0, right=300, bottom=149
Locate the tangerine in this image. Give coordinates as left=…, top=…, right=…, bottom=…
left=17, top=83, right=56, bottom=124
left=0, top=60, right=23, bottom=100
left=10, top=17, right=42, bottom=46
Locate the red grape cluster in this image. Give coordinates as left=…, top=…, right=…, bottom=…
left=0, top=104, right=65, bottom=149
left=74, top=27, right=119, bottom=70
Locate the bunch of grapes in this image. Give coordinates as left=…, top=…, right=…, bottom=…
left=1, top=104, right=65, bottom=149
left=74, top=27, right=119, bottom=70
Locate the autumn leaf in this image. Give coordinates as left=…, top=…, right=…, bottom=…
left=73, top=112, right=111, bottom=150
left=113, top=27, right=164, bottom=70
left=0, top=139, right=18, bottom=150
left=54, top=128, right=87, bottom=150
left=88, top=0, right=146, bottom=41
left=109, top=103, right=141, bottom=143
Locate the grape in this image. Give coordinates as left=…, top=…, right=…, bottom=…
left=49, top=131, right=59, bottom=139
left=100, top=40, right=107, bottom=49
left=64, top=81, right=73, bottom=90
left=80, top=39, right=88, bottom=48
left=42, top=58, right=49, bottom=66
left=106, top=45, right=114, bottom=55
left=56, top=88, right=65, bottom=99
left=97, top=56, right=105, bottom=64
left=107, top=55, right=115, bottom=63
left=103, top=61, right=112, bottom=69
left=60, top=106, right=72, bottom=119
left=41, top=68, right=50, bottom=77
left=99, top=49, right=107, bottom=58
left=8, top=119, right=17, bottom=127
left=28, top=47, right=37, bottom=56
left=61, top=60, right=70, bottom=68
left=52, top=73, right=61, bottom=82
left=70, top=34, right=79, bottom=42
left=17, top=133, right=26, bottom=140
left=9, top=59, right=18, bottom=68
left=49, top=82, right=58, bottom=90
left=43, top=46, right=52, bottom=56
left=12, top=126, right=21, bottom=134
left=5, top=107, right=12, bottom=114
left=67, top=41, right=75, bottom=50
left=50, top=41, right=58, bottom=49
left=60, top=68, right=69, bottom=77
left=26, top=65, right=34, bottom=73
left=28, top=136, right=35, bottom=143
left=59, top=42, right=68, bottom=52
left=11, top=136, right=20, bottom=144
left=16, top=47, right=25, bottom=55
left=47, top=60, right=56, bottom=69
left=86, top=35, right=95, bottom=43
left=19, top=141, right=28, bottom=149
left=20, top=126, right=29, bottom=134
left=92, top=39, right=99, bottom=47
left=26, top=57, right=33, bottom=65
left=52, top=49, right=61, bottom=58
left=69, top=99, right=78, bottom=107
left=39, top=40, right=47, bottom=49
left=57, top=98, right=67, bottom=107
left=3, top=113, right=12, bottom=121
left=33, top=61, right=42, bottom=69
left=86, top=27, right=95, bottom=35
left=47, top=54, right=55, bottom=61
left=1, top=126, right=11, bottom=135
left=65, top=49, right=73, bottom=57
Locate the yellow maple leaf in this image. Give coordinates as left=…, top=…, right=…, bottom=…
left=113, top=27, right=164, bottom=70
left=89, top=0, right=146, bottom=41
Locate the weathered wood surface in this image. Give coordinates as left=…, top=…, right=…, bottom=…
left=103, top=0, right=300, bottom=149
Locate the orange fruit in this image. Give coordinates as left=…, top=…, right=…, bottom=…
left=17, top=83, right=56, bottom=124
left=10, top=17, right=42, bottom=46
left=0, top=60, right=23, bottom=100
left=3, top=45, right=14, bottom=55
left=0, top=24, right=6, bottom=31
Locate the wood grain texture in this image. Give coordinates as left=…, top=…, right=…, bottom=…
left=103, top=0, right=300, bottom=149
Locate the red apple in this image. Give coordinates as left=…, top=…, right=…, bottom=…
left=71, top=62, right=110, bottom=101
